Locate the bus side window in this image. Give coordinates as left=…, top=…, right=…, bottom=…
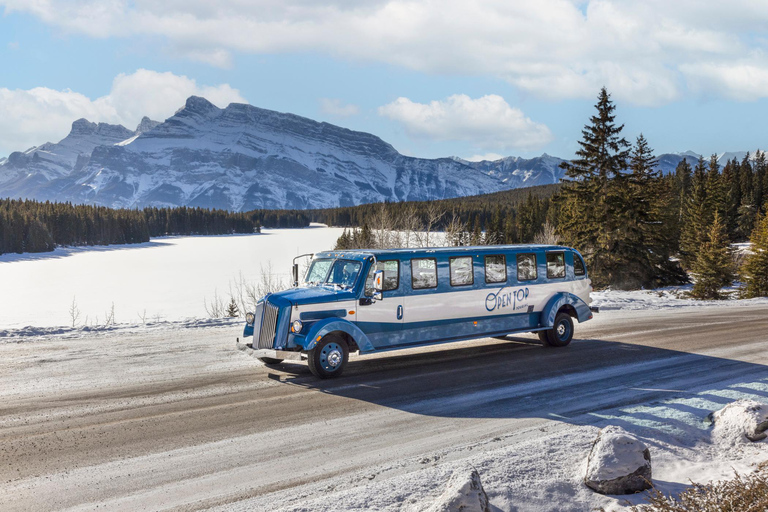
left=365, top=260, right=400, bottom=296
left=411, top=258, right=438, bottom=289
left=517, top=253, right=537, bottom=281
left=574, top=254, right=586, bottom=277
left=485, top=255, right=506, bottom=283
left=449, top=256, right=474, bottom=286
left=546, top=252, right=566, bottom=279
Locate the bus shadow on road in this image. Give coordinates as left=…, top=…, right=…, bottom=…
left=270, top=336, right=768, bottom=439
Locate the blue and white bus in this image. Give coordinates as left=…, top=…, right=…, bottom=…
left=242, top=245, right=596, bottom=378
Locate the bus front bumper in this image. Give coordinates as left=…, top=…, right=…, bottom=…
left=254, top=349, right=303, bottom=361
left=236, top=339, right=304, bottom=361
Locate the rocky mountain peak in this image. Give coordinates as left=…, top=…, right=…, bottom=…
left=69, top=118, right=98, bottom=135
left=175, top=96, right=220, bottom=118
left=135, top=116, right=161, bottom=134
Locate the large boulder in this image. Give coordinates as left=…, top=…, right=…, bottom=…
left=427, top=466, right=490, bottom=512
left=710, top=399, right=768, bottom=444
left=584, top=426, right=652, bottom=495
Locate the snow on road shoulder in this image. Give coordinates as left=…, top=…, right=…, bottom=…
left=591, top=285, right=768, bottom=311
left=0, top=316, right=242, bottom=343
left=218, top=378, right=768, bottom=512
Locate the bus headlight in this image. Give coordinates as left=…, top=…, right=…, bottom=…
left=291, top=320, right=303, bottom=333
left=245, top=312, right=255, bottom=325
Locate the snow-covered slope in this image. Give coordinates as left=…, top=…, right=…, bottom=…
left=455, top=153, right=567, bottom=188
left=0, top=97, right=564, bottom=211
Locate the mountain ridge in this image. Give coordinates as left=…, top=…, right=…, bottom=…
left=0, top=96, right=761, bottom=211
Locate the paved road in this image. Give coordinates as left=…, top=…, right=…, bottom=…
left=1, top=305, right=767, bottom=510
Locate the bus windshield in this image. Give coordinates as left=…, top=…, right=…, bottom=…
left=304, top=259, right=362, bottom=289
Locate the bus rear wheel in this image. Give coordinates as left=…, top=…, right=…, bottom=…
left=308, top=334, right=349, bottom=378
left=539, top=312, right=574, bottom=348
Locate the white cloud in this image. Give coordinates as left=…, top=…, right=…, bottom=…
left=4, top=1, right=768, bottom=103
left=378, top=94, right=552, bottom=151
left=0, top=69, right=245, bottom=153
left=466, top=153, right=505, bottom=162
left=680, top=61, right=768, bottom=101
left=7, top=41, right=19, bottom=50
left=319, top=98, right=360, bottom=117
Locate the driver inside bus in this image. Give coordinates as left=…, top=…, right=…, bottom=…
left=340, top=262, right=357, bottom=288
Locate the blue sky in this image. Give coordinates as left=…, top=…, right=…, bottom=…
left=1, top=1, right=768, bottom=161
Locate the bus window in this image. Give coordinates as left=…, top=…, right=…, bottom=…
left=574, top=254, right=586, bottom=277
left=517, top=253, right=537, bottom=281
left=305, top=259, right=333, bottom=284
left=546, top=252, right=566, bottom=279
left=450, top=256, right=474, bottom=286
left=485, top=255, right=506, bottom=283
left=365, top=260, right=400, bottom=295
left=412, top=258, right=438, bottom=289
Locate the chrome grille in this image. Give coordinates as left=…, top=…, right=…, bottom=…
left=258, top=302, right=279, bottom=349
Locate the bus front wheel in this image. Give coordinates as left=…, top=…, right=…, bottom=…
left=539, top=312, right=574, bottom=348
left=308, top=334, right=349, bottom=378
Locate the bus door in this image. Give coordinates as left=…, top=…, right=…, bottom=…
left=356, top=260, right=404, bottom=349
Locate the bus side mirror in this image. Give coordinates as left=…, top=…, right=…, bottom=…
left=292, top=263, right=299, bottom=287
left=373, top=270, right=384, bottom=301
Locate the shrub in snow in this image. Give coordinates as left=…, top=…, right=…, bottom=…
left=584, top=426, right=652, bottom=495
left=426, top=466, right=490, bottom=512
left=710, top=399, right=768, bottom=444
left=629, top=462, right=768, bottom=512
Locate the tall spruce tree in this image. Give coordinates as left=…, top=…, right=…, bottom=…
left=679, top=158, right=710, bottom=268
left=740, top=213, right=768, bottom=298
left=557, top=87, right=631, bottom=288
left=690, top=213, right=735, bottom=300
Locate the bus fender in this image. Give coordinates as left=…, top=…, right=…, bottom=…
left=542, top=292, right=592, bottom=327
left=300, top=318, right=375, bottom=353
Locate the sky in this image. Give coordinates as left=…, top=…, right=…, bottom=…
left=1, top=1, right=768, bottom=162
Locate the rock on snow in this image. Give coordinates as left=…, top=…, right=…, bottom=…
left=426, top=466, right=490, bottom=512
left=710, top=399, right=768, bottom=444
left=584, top=426, right=652, bottom=495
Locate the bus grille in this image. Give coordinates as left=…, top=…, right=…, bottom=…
left=258, top=302, right=279, bottom=349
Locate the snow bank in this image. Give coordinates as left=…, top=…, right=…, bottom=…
left=425, top=466, right=490, bottom=512
left=711, top=400, right=768, bottom=445
left=591, top=285, right=768, bottom=311
left=584, top=426, right=652, bottom=495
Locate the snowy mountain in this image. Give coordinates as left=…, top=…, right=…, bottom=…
left=0, top=97, right=566, bottom=211
left=457, top=154, right=567, bottom=188
left=1, top=97, right=759, bottom=210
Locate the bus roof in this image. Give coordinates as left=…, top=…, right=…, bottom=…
left=315, top=244, right=576, bottom=260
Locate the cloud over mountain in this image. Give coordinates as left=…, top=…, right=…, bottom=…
left=0, top=69, right=245, bottom=154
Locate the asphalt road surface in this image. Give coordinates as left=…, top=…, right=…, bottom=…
left=1, top=304, right=767, bottom=511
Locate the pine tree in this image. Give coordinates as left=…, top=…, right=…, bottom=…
left=740, top=213, right=768, bottom=298
left=679, top=158, right=710, bottom=269
left=690, top=213, right=735, bottom=300
left=226, top=298, right=239, bottom=318
left=557, top=87, right=631, bottom=288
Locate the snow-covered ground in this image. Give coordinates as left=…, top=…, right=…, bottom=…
left=0, top=225, right=345, bottom=331
left=592, top=284, right=768, bottom=311
left=3, top=227, right=766, bottom=338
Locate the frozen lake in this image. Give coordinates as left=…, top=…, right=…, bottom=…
left=0, top=226, right=343, bottom=329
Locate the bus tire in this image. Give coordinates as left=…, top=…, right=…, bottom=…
left=257, top=357, right=284, bottom=365
left=308, top=334, right=349, bottom=378
left=540, top=312, right=574, bottom=348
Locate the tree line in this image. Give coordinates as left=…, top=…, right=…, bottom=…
left=0, top=200, right=260, bottom=255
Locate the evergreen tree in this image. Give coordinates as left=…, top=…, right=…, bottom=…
left=556, top=87, right=631, bottom=288
left=226, top=298, right=239, bottom=318
left=740, top=213, right=768, bottom=298
left=679, top=158, right=710, bottom=269
left=690, top=213, right=735, bottom=300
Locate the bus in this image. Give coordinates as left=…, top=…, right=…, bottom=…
left=241, top=245, right=597, bottom=378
